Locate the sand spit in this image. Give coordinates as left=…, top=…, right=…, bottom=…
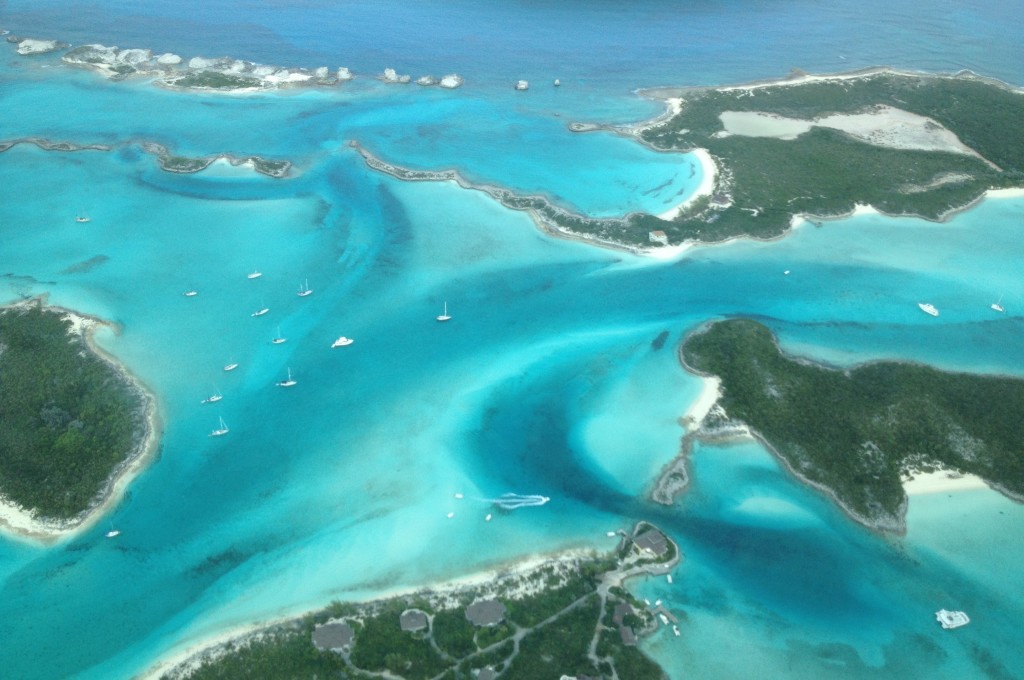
left=0, top=296, right=161, bottom=544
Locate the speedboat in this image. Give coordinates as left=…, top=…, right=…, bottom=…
left=935, top=609, right=970, bottom=629
left=201, top=392, right=223, bottom=404
left=223, top=362, right=239, bottom=372
left=331, top=336, right=354, bottom=348
left=105, top=529, right=120, bottom=538
left=247, top=269, right=262, bottom=279
left=183, top=290, right=198, bottom=297
left=918, top=302, right=939, bottom=317
left=251, top=307, right=269, bottom=317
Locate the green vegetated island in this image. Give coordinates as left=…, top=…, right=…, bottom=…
left=159, top=523, right=679, bottom=680
left=677, top=318, right=1024, bottom=532
left=358, top=69, right=1024, bottom=251
left=0, top=301, right=154, bottom=534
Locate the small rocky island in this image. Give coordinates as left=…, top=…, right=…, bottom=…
left=675, top=318, right=1024, bottom=532
left=157, top=523, right=680, bottom=679
left=0, top=301, right=155, bottom=536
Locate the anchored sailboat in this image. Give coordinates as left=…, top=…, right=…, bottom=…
left=276, top=367, right=297, bottom=388
left=297, top=279, right=313, bottom=297
left=436, top=301, right=451, bottom=322
left=209, top=416, right=229, bottom=437
left=271, top=326, right=287, bottom=344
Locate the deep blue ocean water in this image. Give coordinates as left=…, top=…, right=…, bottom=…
left=1, top=1, right=1023, bottom=677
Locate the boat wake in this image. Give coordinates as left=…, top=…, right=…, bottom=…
left=484, top=493, right=550, bottom=510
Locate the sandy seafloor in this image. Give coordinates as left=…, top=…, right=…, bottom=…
left=1, top=0, right=1024, bottom=677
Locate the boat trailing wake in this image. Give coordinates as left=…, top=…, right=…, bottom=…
left=484, top=493, right=551, bottom=510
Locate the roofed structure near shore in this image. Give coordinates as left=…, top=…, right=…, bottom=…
left=400, top=608, right=429, bottom=632
left=465, top=598, right=507, bottom=627
left=634, top=527, right=669, bottom=556
left=311, top=620, right=354, bottom=652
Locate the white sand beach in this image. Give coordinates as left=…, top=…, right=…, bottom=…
left=657, top=148, right=717, bottom=221
left=682, top=375, right=721, bottom=425
left=903, top=470, right=989, bottom=496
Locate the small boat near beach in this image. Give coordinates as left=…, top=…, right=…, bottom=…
left=271, top=326, right=287, bottom=344
left=485, top=514, right=492, bottom=522
left=436, top=301, right=451, bottom=322
left=331, top=336, right=354, bottom=348
left=247, top=269, right=262, bottom=280
left=673, top=625, right=680, bottom=637
left=105, top=529, right=120, bottom=538
left=918, top=302, right=939, bottom=317
left=276, top=367, right=297, bottom=388
left=935, top=609, right=970, bottom=629
left=210, top=416, right=229, bottom=437
left=297, top=279, right=313, bottom=297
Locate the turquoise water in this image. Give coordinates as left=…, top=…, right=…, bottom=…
left=1, top=1, right=1024, bottom=677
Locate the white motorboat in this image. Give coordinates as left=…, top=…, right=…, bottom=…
left=105, top=529, right=120, bottom=538
left=210, top=416, right=229, bottom=437
left=251, top=306, right=269, bottom=317
left=247, top=269, right=262, bottom=279
left=223, top=362, right=239, bottom=372
left=183, top=290, right=198, bottom=297
left=201, top=391, right=223, bottom=404
left=436, top=301, right=451, bottom=322
left=935, top=609, right=970, bottom=629
left=918, top=302, right=939, bottom=317
left=331, top=336, right=354, bottom=348
left=276, top=367, right=297, bottom=388
left=75, top=215, right=91, bottom=223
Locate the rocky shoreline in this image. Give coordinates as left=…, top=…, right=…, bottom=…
left=6, top=33, right=462, bottom=93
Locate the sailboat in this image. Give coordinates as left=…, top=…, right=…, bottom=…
left=201, top=388, right=223, bottom=404
left=271, top=326, right=287, bottom=344
left=436, top=301, right=451, bottom=322
left=276, top=367, right=297, bottom=388
left=251, top=300, right=270, bottom=317
left=75, top=214, right=91, bottom=223
left=297, top=279, right=313, bottom=297
left=223, top=360, right=239, bottom=372
left=331, top=336, right=354, bottom=348
left=991, top=296, right=1005, bottom=313
left=247, top=268, right=262, bottom=280
left=209, top=416, right=229, bottom=437
left=182, top=289, right=198, bottom=297
left=105, top=529, right=121, bottom=538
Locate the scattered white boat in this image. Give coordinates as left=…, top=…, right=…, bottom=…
left=223, top=362, right=239, bottom=372
left=515, top=80, right=529, bottom=90
left=331, top=336, right=354, bottom=348
left=606, top=531, right=617, bottom=537
left=247, top=269, right=262, bottom=280
left=297, top=279, right=313, bottom=297
left=183, top=289, right=198, bottom=297
left=655, top=599, right=662, bottom=606
left=210, top=416, right=229, bottom=437
left=991, top=296, right=1005, bottom=313
left=672, top=625, right=680, bottom=637
left=446, top=512, right=455, bottom=519
left=667, top=574, right=673, bottom=584
left=251, top=306, right=270, bottom=317
left=436, top=301, right=451, bottom=322
left=659, top=613, right=669, bottom=625
left=454, top=493, right=464, bottom=499
left=783, top=270, right=791, bottom=275
left=553, top=78, right=561, bottom=87
left=485, top=513, right=492, bottom=522
left=75, top=215, right=91, bottom=223
left=201, top=391, right=223, bottom=404
left=105, top=529, right=120, bottom=538
left=276, top=367, right=297, bottom=388
left=918, top=302, right=939, bottom=317
left=935, top=609, right=970, bottom=629
left=271, top=326, right=287, bottom=344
